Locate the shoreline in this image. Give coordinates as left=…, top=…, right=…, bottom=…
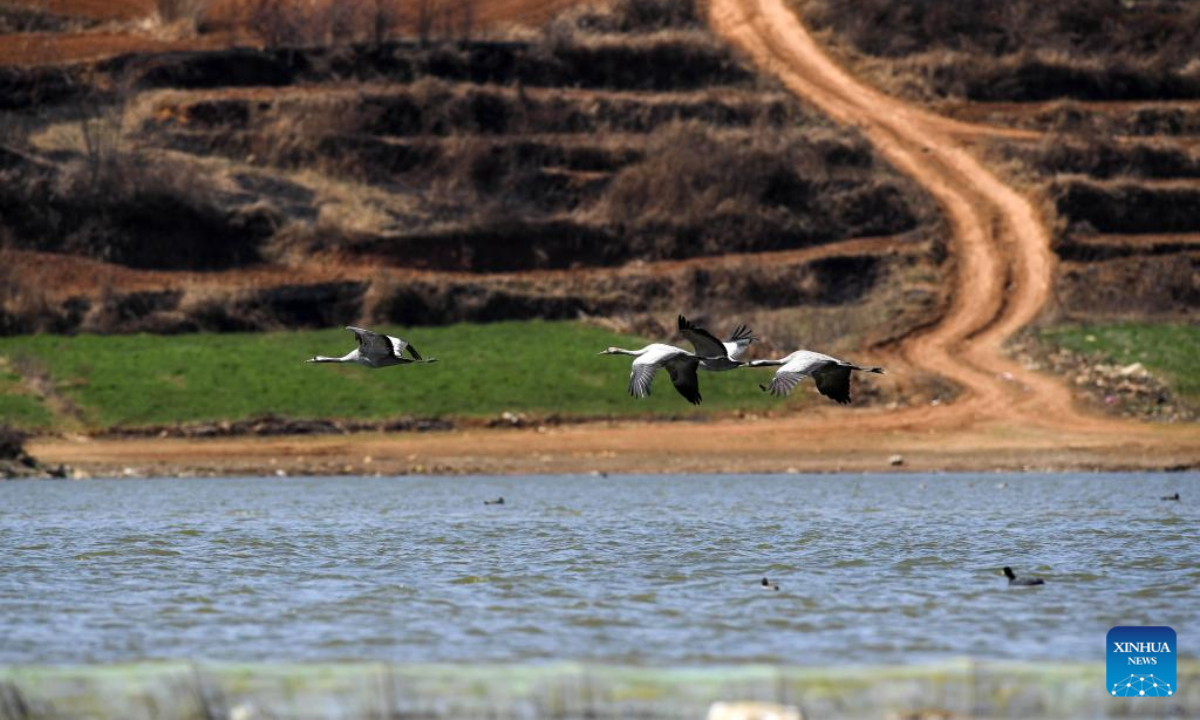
left=2, top=660, right=1198, bottom=718
left=27, top=411, right=1200, bottom=478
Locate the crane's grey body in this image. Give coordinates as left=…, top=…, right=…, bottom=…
left=750, top=350, right=883, bottom=404
left=677, top=315, right=757, bottom=372
left=308, top=326, right=436, bottom=368
left=599, top=343, right=708, bottom=405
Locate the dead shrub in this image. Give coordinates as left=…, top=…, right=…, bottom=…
left=249, top=95, right=383, bottom=178
left=244, top=0, right=306, bottom=47
left=155, top=0, right=211, bottom=31
left=368, top=0, right=401, bottom=46
left=238, top=0, right=404, bottom=46
left=415, top=0, right=436, bottom=46
left=66, top=74, right=132, bottom=198
left=0, top=425, right=28, bottom=461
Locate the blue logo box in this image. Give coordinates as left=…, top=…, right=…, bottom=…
left=1107, top=626, right=1177, bottom=697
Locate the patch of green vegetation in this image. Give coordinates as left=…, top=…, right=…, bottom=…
left=0, top=370, right=54, bottom=429
left=1040, top=323, right=1200, bottom=404
left=0, top=321, right=798, bottom=429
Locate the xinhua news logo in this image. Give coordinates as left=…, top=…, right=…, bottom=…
left=1107, top=626, right=1176, bottom=697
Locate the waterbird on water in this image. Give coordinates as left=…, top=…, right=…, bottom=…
left=484, top=497, right=505, bottom=505
left=1162, top=492, right=1180, bottom=501
left=749, top=351, right=884, bottom=404
left=677, top=315, right=757, bottom=372
left=1003, top=567, right=1045, bottom=586
left=307, top=326, right=436, bottom=368
left=598, top=343, right=717, bottom=405
left=761, top=577, right=780, bottom=591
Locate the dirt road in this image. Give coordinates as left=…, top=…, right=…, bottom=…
left=709, top=0, right=1111, bottom=429
left=25, top=0, right=1200, bottom=475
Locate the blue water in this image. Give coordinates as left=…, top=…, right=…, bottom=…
left=1, top=473, right=1196, bottom=665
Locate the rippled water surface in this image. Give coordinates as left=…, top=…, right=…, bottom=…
left=2, top=473, right=1197, bottom=665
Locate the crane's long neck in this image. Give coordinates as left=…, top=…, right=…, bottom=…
left=309, top=352, right=355, bottom=363
left=609, top=348, right=645, bottom=356
left=747, top=359, right=785, bottom=367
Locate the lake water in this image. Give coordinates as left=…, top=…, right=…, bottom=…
left=1, top=473, right=1196, bottom=666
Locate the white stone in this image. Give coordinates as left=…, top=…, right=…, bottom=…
left=706, top=701, right=802, bottom=720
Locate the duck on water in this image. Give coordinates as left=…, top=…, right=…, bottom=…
left=1003, top=567, right=1045, bottom=587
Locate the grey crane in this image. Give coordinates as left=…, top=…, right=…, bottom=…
left=677, top=315, right=757, bottom=372
left=749, top=350, right=883, bottom=404
left=598, top=343, right=711, bottom=405
left=307, top=326, right=436, bottom=368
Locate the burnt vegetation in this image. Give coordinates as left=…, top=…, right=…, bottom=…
left=0, top=0, right=941, bottom=351
left=992, top=134, right=1200, bottom=320
left=804, top=0, right=1200, bottom=102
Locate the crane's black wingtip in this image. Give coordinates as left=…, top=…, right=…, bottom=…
left=729, top=324, right=758, bottom=342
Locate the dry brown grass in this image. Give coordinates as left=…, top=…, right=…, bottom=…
left=155, top=0, right=211, bottom=29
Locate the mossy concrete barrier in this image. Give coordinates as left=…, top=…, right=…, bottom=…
left=0, top=660, right=1196, bottom=719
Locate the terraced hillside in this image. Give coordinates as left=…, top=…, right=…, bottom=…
left=0, top=0, right=942, bottom=360
left=796, top=0, right=1200, bottom=323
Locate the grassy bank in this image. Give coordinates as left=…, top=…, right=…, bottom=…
left=0, top=321, right=798, bottom=430
left=1039, top=322, right=1200, bottom=405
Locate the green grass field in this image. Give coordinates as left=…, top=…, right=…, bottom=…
left=0, top=366, right=55, bottom=429
left=0, top=321, right=797, bottom=430
left=1039, top=322, right=1200, bottom=404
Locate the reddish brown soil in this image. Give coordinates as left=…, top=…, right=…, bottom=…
left=30, top=409, right=1200, bottom=477
left=0, top=30, right=236, bottom=66
left=12, top=0, right=582, bottom=25
left=1069, top=233, right=1200, bottom=250
left=7, top=235, right=915, bottom=301
left=7, top=0, right=152, bottom=22
left=0, top=0, right=584, bottom=66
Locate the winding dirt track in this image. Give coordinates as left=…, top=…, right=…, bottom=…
left=709, top=0, right=1097, bottom=429
left=27, top=0, right=1200, bottom=475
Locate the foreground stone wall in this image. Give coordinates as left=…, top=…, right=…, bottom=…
left=1, top=661, right=1197, bottom=719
